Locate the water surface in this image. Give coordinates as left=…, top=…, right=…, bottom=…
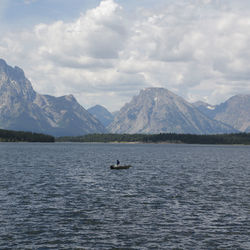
left=0, top=143, right=249, bottom=249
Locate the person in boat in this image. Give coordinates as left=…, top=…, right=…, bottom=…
left=116, top=160, right=120, bottom=166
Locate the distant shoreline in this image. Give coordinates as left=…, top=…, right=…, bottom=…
left=0, top=129, right=55, bottom=142
left=1, top=129, right=250, bottom=145
left=56, top=133, right=250, bottom=145
left=56, top=141, right=248, bottom=146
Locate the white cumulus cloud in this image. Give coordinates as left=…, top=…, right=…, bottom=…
left=1, top=0, right=250, bottom=111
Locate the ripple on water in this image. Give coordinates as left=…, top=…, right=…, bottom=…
left=0, top=143, right=250, bottom=249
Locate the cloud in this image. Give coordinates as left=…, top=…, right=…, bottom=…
left=23, top=0, right=37, bottom=4
left=35, top=0, right=127, bottom=62
left=118, top=0, right=250, bottom=103
left=1, top=0, right=250, bottom=111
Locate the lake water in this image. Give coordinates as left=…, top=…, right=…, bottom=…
left=0, top=143, right=249, bottom=249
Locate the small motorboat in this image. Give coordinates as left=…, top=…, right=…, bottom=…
left=110, top=165, right=132, bottom=170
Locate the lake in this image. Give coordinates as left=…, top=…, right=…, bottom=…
left=0, top=143, right=249, bottom=249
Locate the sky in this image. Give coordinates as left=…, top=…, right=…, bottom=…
left=1, top=0, right=250, bottom=111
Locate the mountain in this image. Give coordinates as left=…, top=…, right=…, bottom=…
left=0, top=58, right=106, bottom=136
left=112, top=110, right=119, bottom=117
left=196, top=95, right=250, bottom=132
left=87, top=105, right=114, bottom=127
left=193, top=101, right=216, bottom=119
left=108, top=88, right=237, bottom=134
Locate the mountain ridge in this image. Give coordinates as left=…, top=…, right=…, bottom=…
left=195, top=94, right=250, bottom=132
left=1, top=58, right=249, bottom=135
left=108, top=88, right=237, bottom=134
left=87, top=105, right=114, bottom=127
left=0, top=58, right=106, bottom=136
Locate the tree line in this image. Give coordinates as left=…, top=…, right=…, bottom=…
left=0, top=129, right=55, bottom=142
left=57, top=133, right=250, bottom=145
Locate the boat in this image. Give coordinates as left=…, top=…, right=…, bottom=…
left=110, top=165, right=132, bottom=170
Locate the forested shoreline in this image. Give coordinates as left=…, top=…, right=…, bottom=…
left=2, top=129, right=250, bottom=144
left=57, top=133, right=250, bottom=145
left=0, top=129, right=55, bottom=142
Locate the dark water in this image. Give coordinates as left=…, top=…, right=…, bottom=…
left=0, top=143, right=250, bottom=249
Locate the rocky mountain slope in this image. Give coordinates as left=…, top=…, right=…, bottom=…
left=87, top=105, right=114, bottom=127
left=0, top=59, right=106, bottom=136
left=195, top=95, right=250, bottom=132
left=108, top=88, right=237, bottom=134
left=193, top=101, right=216, bottom=118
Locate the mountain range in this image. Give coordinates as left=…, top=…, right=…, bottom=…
left=1, top=58, right=250, bottom=136
left=108, top=88, right=236, bottom=134
left=194, top=95, right=250, bottom=132
left=0, top=59, right=106, bottom=136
